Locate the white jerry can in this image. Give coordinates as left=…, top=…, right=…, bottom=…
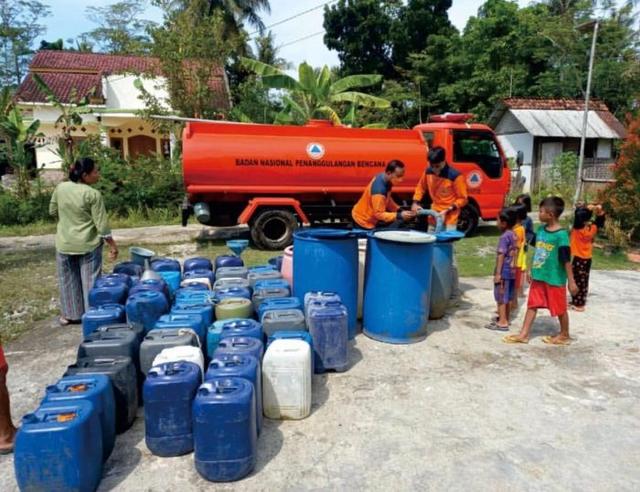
left=262, top=339, right=312, bottom=420
left=151, top=345, right=204, bottom=380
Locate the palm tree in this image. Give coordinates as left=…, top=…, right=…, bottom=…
left=241, top=58, right=390, bottom=125
left=254, top=31, right=291, bottom=70
left=206, top=0, right=271, bottom=34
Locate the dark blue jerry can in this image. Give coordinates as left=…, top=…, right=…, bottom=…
left=89, top=281, right=128, bottom=308
left=214, top=336, right=263, bottom=362
left=171, top=304, right=214, bottom=330
left=215, top=255, right=244, bottom=269
left=126, top=290, right=169, bottom=334
left=154, top=313, right=206, bottom=347
left=216, top=318, right=263, bottom=343
left=82, top=304, right=125, bottom=338
left=184, top=256, right=213, bottom=273
left=193, top=378, right=256, bottom=482
left=150, top=257, right=181, bottom=274
left=14, top=400, right=103, bottom=492
left=129, top=278, right=170, bottom=303
left=95, top=273, right=131, bottom=288
left=213, top=286, right=252, bottom=302
left=65, top=356, right=138, bottom=434
left=205, top=355, right=262, bottom=435
left=113, top=261, right=143, bottom=278
left=307, top=304, right=349, bottom=373
left=257, top=297, right=303, bottom=321
left=143, top=361, right=201, bottom=457
left=43, top=374, right=115, bottom=462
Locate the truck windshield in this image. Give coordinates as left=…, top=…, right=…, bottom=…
left=452, top=131, right=502, bottom=179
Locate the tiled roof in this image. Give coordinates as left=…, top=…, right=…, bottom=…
left=15, top=51, right=229, bottom=109
left=502, top=98, right=610, bottom=112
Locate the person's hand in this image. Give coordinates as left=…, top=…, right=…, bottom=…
left=568, top=279, right=578, bottom=296
left=494, top=273, right=502, bottom=285
left=108, top=247, right=118, bottom=262
left=401, top=210, right=417, bottom=221
left=411, top=202, right=422, bottom=213
left=438, top=209, right=449, bottom=218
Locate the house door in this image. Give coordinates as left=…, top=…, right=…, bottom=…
left=539, top=142, right=563, bottom=186
left=128, top=135, right=156, bottom=160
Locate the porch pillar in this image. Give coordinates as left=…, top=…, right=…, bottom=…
left=99, top=126, right=108, bottom=147
left=170, top=132, right=177, bottom=160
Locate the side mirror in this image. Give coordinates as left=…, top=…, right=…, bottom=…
left=516, top=150, right=524, bottom=168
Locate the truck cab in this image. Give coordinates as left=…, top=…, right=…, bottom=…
left=413, top=113, right=511, bottom=233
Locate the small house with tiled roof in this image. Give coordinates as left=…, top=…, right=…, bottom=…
left=489, top=98, right=626, bottom=192
left=14, top=50, right=230, bottom=178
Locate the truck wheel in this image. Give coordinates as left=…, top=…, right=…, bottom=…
left=251, top=209, right=298, bottom=250
left=458, top=204, right=479, bottom=236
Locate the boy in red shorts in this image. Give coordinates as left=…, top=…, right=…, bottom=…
left=0, top=344, right=16, bottom=453
left=504, top=197, right=578, bottom=345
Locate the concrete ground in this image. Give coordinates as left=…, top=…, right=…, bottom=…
left=1, top=270, right=639, bottom=491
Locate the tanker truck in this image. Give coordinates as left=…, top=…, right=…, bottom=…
left=181, top=113, right=515, bottom=250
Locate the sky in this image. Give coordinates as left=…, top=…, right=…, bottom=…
left=40, top=0, right=531, bottom=68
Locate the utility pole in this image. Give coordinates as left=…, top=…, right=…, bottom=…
left=574, top=20, right=599, bottom=205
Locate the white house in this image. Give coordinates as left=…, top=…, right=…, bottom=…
left=489, top=98, right=626, bottom=192
left=13, top=51, right=231, bottom=181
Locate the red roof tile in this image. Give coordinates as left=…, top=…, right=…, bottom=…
left=503, top=97, right=610, bottom=112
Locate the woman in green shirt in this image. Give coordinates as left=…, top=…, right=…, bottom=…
left=49, top=158, right=119, bottom=326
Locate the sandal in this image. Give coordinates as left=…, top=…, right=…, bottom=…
left=542, top=335, right=572, bottom=346
left=58, top=317, right=80, bottom=327
left=503, top=334, right=528, bottom=344
left=485, top=321, right=509, bottom=331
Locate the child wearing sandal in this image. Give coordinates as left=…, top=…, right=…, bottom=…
left=570, top=204, right=605, bottom=311
left=487, top=208, right=518, bottom=331
left=504, top=197, right=578, bottom=345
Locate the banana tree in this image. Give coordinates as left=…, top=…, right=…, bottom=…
left=240, top=58, right=390, bottom=125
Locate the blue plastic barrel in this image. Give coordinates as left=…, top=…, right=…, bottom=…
left=126, top=291, right=169, bottom=334
left=184, top=257, right=213, bottom=273
left=15, top=400, right=103, bottom=492
left=82, top=304, right=126, bottom=338
left=193, top=378, right=256, bottom=482
left=95, top=273, right=131, bottom=288
left=363, top=230, right=435, bottom=344
left=205, top=355, right=262, bottom=435
left=144, top=361, right=201, bottom=457
left=293, top=229, right=358, bottom=339
left=113, top=261, right=143, bottom=278
left=215, top=255, right=244, bottom=269
left=214, top=337, right=263, bottom=362
left=150, top=257, right=181, bottom=274
left=430, top=242, right=454, bottom=320
left=89, top=281, right=128, bottom=307
left=43, top=374, right=115, bottom=463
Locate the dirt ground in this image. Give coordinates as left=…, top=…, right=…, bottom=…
left=0, top=270, right=639, bottom=491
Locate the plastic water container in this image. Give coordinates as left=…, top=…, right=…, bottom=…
left=215, top=255, right=244, bottom=269
left=430, top=237, right=456, bottom=320
left=154, top=313, right=206, bottom=347
left=205, top=355, right=262, bottom=435
left=150, top=257, right=181, bottom=273
left=248, top=265, right=277, bottom=273
left=126, top=291, right=169, bottom=334
left=152, top=346, right=205, bottom=378
left=184, top=269, right=216, bottom=287
left=214, top=336, right=264, bottom=362
left=15, top=400, right=103, bottom=492
left=193, top=378, right=257, bottom=482
left=95, top=273, right=132, bottom=288
left=184, top=257, right=213, bottom=273
left=258, top=297, right=303, bottom=321
left=268, top=255, right=283, bottom=271
left=216, top=318, right=263, bottom=342
left=213, top=277, right=251, bottom=291
left=65, top=356, right=138, bottom=433
left=215, top=266, right=249, bottom=281
left=82, top=304, right=125, bottom=338
left=95, top=322, right=144, bottom=345
left=304, top=291, right=342, bottom=318
left=174, top=290, right=216, bottom=306
left=144, top=361, right=201, bottom=457
left=281, top=246, right=293, bottom=287
left=215, top=298, right=253, bottom=321
left=157, top=271, right=181, bottom=296
left=181, top=277, right=212, bottom=290
left=177, top=283, right=210, bottom=292
left=213, top=286, right=252, bottom=302
left=78, top=329, right=140, bottom=375
left=171, top=303, right=214, bottom=330
left=252, top=287, right=291, bottom=311
left=254, top=278, right=290, bottom=292
left=262, top=309, right=306, bottom=337
left=129, top=278, right=170, bottom=303
left=139, top=329, right=200, bottom=375
left=262, top=339, right=312, bottom=420
left=247, top=270, right=282, bottom=288
left=267, top=330, right=314, bottom=373
left=43, top=374, right=115, bottom=463
left=307, top=304, right=349, bottom=373
left=89, top=281, right=128, bottom=307
left=113, top=261, right=143, bottom=278
left=206, top=324, right=224, bottom=360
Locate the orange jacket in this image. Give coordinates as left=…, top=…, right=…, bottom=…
left=412, top=165, right=468, bottom=212
left=352, top=174, right=400, bottom=229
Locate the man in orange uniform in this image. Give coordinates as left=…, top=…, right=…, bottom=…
left=352, top=160, right=416, bottom=229
left=411, top=146, right=468, bottom=231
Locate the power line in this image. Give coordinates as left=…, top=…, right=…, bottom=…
left=279, top=31, right=325, bottom=49
left=249, top=0, right=337, bottom=36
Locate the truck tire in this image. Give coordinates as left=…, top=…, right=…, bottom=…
left=251, top=209, right=298, bottom=250
left=458, top=204, right=479, bottom=236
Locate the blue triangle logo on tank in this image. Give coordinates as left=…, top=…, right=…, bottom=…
left=306, top=143, right=325, bottom=160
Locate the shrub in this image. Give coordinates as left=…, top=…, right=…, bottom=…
left=0, top=186, right=53, bottom=226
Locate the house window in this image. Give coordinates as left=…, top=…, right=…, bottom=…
left=110, top=137, right=124, bottom=159
left=161, top=138, right=171, bottom=159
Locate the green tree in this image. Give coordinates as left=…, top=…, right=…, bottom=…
left=204, top=0, right=271, bottom=34
left=241, top=58, right=390, bottom=124
left=39, top=38, right=63, bottom=50
left=0, top=0, right=50, bottom=87
left=82, top=0, right=153, bottom=55
left=253, top=31, right=290, bottom=69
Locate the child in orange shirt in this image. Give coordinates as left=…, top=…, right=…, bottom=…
left=570, top=204, right=605, bottom=311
